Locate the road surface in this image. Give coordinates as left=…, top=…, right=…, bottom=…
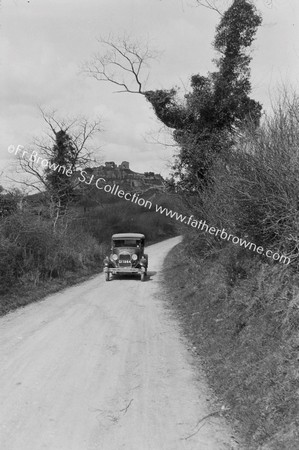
left=0, top=236, right=238, bottom=450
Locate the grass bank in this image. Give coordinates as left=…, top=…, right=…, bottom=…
left=163, top=239, right=299, bottom=450
left=0, top=204, right=177, bottom=316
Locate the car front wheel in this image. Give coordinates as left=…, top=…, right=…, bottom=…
left=105, top=272, right=110, bottom=281
left=141, top=272, right=145, bottom=282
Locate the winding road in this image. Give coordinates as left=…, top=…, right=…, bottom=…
left=0, top=236, right=238, bottom=449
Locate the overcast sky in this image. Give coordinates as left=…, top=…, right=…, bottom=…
left=1, top=0, right=299, bottom=186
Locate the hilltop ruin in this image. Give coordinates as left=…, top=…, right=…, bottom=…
left=85, top=161, right=165, bottom=190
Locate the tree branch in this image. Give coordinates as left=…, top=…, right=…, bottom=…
left=195, top=0, right=226, bottom=15
left=83, top=34, right=159, bottom=95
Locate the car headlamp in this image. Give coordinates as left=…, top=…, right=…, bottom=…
left=132, top=254, right=138, bottom=261
left=112, top=254, right=118, bottom=260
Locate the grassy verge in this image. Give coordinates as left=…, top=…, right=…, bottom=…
left=0, top=233, right=176, bottom=317
left=0, top=263, right=102, bottom=317
left=162, top=240, right=299, bottom=450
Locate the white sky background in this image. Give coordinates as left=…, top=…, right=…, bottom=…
left=1, top=0, right=299, bottom=187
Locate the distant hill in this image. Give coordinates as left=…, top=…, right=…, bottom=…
left=22, top=161, right=167, bottom=213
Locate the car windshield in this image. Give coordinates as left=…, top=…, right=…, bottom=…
left=114, top=240, right=140, bottom=247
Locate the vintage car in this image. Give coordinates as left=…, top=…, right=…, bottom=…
left=103, top=233, right=148, bottom=281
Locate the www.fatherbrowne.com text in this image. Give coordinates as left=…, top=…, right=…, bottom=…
left=8, top=144, right=291, bottom=265
left=155, top=205, right=290, bottom=265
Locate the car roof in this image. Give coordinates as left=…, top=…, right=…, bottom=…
left=112, top=233, right=145, bottom=240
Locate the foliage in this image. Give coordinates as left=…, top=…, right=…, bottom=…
left=0, top=189, right=178, bottom=303
left=86, top=1, right=262, bottom=189
left=190, top=94, right=299, bottom=266
left=164, top=241, right=299, bottom=449
left=0, top=211, right=102, bottom=296
left=45, top=130, right=78, bottom=211
left=14, top=110, right=101, bottom=222
left=0, top=187, right=25, bottom=217
left=79, top=197, right=177, bottom=245
left=144, top=0, right=262, bottom=189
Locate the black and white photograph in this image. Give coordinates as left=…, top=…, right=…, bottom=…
left=1, top=0, right=299, bottom=448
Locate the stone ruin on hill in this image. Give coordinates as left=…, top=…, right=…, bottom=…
left=85, top=161, right=165, bottom=190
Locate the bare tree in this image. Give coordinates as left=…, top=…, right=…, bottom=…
left=195, top=0, right=274, bottom=15
left=9, top=110, right=102, bottom=222
left=38, top=109, right=102, bottom=168
left=83, top=34, right=159, bottom=94
left=194, top=0, right=226, bottom=15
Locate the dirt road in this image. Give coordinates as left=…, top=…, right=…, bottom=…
left=0, top=236, right=238, bottom=450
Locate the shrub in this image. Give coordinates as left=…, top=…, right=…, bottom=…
left=189, top=93, right=299, bottom=268
left=0, top=210, right=103, bottom=292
